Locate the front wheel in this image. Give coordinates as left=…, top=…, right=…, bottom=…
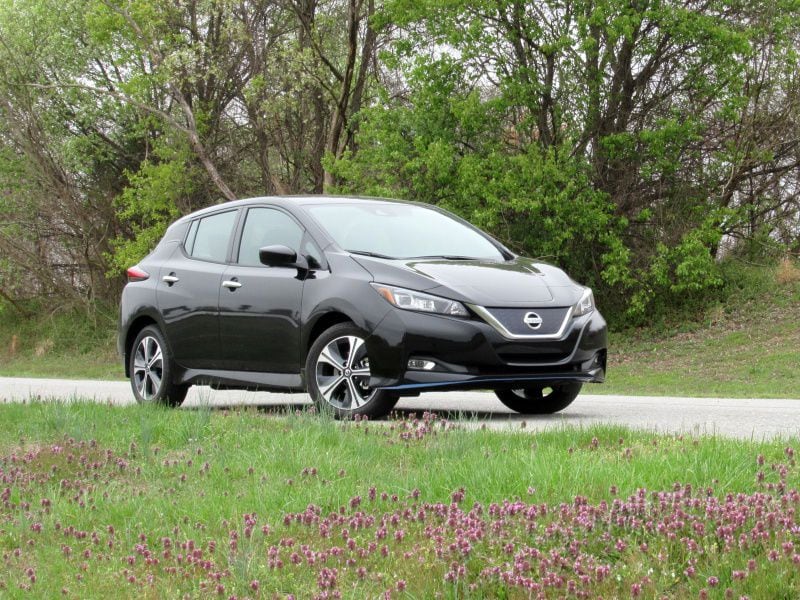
left=494, top=383, right=582, bottom=414
left=129, top=325, right=189, bottom=407
left=306, top=323, right=398, bottom=419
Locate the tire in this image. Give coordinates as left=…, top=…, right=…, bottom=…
left=129, top=325, right=189, bottom=407
left=494, top=382, right=582, bottom=415
left=306, top=323, right=398, bottom=419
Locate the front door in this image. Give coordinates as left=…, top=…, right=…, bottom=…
left=218, top=207, right=306, bottom=373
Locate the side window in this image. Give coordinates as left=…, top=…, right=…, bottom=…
left=237, top=208, right=304, bottom=266
left=189, top=210, right=237, bottom=263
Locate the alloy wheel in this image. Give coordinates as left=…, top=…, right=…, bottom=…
left=314, top=335, right=375, bottom=410
left=133, top=336, right=164, bottom=401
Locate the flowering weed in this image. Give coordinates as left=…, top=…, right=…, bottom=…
left=0, top=402, right=797, bottom=598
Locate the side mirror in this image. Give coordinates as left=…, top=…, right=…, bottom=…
left=259, top=245, right=298, bottom=267
left=258, top=245, right=313, bottom=273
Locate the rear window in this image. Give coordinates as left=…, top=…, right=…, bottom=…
left=185, top=210, right=237, bottom=263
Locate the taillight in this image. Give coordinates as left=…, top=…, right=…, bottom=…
left=126, top=266, right=150, bottom=282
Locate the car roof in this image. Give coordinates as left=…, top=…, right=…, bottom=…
left=176, top=195, right=409, bottom=223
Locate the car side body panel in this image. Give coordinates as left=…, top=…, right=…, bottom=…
left=156, top=246, right=227, bottom=370
left=217, top=262, right=305, bottom=373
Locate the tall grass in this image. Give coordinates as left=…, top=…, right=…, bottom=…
left=0, top=306, right=119, bottom=379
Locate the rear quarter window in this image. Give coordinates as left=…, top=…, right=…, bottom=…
left=184, top=220, right=199, bottom=254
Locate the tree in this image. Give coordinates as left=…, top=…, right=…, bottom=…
left=331, top=0, right=800, bottom=321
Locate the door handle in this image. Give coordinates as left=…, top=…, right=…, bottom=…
left=222, top=280, right=242, bottom=290
left=162, top=274, right=180, bottom=284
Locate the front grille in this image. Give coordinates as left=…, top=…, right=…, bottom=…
left=482, top=307, right=571, bottom=337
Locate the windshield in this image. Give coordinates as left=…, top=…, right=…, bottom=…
left=304, top=202, right=506, bottom=261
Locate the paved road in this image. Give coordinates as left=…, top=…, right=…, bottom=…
left=0, top=376, right=798, bottom=440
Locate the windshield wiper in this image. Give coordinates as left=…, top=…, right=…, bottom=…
left=406, top=254, right=480, bottom=261
left=347, top=250, right=398, bottom=260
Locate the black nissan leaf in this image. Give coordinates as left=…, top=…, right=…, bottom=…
left=118, top=196, right=607, bottom=418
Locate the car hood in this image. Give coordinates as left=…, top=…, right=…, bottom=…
left=350, top=255, right=583, bottom=307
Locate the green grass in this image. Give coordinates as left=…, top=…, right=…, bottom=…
left=0, top=306, right=120, bottom=380
left=0, top=402, right=798, bottom=598
left=600, top=261, right=800, bottom=398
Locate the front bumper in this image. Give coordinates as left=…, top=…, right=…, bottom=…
left=365, top=306, right=607, bottom=395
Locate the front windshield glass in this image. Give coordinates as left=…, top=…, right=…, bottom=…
left=304, top=202, right=506, bottom=261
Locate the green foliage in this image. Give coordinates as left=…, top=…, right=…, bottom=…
left=458, top=147, right=626, bottom=292
left=108, top=138, right=200, bottom=273
left=622, top=219, right=725, bottom=325
left=330, top=58, right=626, bottom=292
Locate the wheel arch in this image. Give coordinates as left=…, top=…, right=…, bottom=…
left=123, top=313, right=162, bottom=377
left=304, top=311, right=355, bottom=358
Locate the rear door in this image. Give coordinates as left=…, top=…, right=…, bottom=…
left=218, top=206, right=306, bottom=373
left=156, top=209, right=239, bottom=369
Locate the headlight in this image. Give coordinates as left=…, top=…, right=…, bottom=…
left=573, top=287, right=595, bottom=317
left=370, top=283, right=469, bottom=317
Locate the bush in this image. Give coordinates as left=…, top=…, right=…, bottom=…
left=330, top=96, right=729, bottom=328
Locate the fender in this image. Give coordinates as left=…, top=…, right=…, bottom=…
left=119, top=305, right=172, bottom=378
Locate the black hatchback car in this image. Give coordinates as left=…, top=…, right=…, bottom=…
left=119, top=196, right=606, bottom=417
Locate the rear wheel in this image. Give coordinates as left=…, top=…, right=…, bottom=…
left=129, top=325, right=188, bottom=407
left=306, top=323, right=398, bottom=419
left=494, top=383, right=582, bottom=414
